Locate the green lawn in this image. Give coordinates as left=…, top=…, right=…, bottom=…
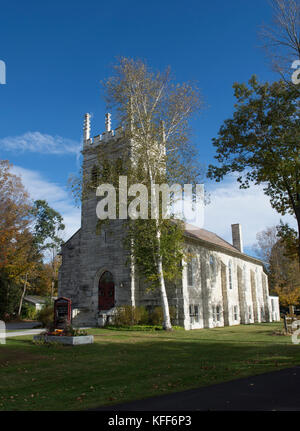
left=0, top=322, right=299, bottom=411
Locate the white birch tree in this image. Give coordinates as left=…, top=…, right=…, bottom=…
left=100, top=58, right=203, bottom=330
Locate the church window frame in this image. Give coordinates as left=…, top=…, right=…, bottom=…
left=212, top=305, right=216, bottom=322
left=209, top=254, right=216, bottom=278
left=228, top=260, right=233, bottom=290
left=91, top=165, right=100, bottom=189
left=248, top=305, right=252, bottom=320
left=233, top=305, right=238, bottom=321
left=187, top=251, right=195, bottom=287
left=189, top=304, right=200, bottom=324
left=243, top=264, right=247, bottom=291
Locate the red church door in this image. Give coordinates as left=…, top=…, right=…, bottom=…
left=98, top=271, right=115, bottom=311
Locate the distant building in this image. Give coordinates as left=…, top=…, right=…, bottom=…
left=58, top=114, right=280, bottom=329
left=24, top=296, right=56, bottom=312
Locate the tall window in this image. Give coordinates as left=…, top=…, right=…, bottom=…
left=228, top=261, right=233, bottom=290
left=233, top=305, right=238, bottom=321
left=212, top=305, right=221, bottom=322
left=212, top=305, right=216, bottom=322
left=210, top=255, right=215, bottom=276
left=243, top=264, right=247, bottom=291
left=187, top=257, right=194, bottom=286
left=271, top=298, right=274, bottom=312
left=189, top=305, right=193, bottom=323
left=248, top=305, right=252, bottom=320
left=189, top=304, right=199, bottom=324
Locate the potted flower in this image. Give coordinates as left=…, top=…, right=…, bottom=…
left=34, top=323, right=93, bottom=345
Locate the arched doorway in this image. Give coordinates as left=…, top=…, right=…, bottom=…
left=98, top=271, right=115, bottom=311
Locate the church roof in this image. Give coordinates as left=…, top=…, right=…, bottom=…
left=184, top=223, right=263, bottom=266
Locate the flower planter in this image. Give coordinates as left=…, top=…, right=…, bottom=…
left=33, top=334, right=94, bottom=345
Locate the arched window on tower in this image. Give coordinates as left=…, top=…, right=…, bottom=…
left=91, top=165, right=100, bottom=188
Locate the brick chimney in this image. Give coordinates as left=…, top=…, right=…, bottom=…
left=231, top=224, right=243, bottom=253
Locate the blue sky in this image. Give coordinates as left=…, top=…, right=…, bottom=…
left=0, top=0, right=297, bottom=254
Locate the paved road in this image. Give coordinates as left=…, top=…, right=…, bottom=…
left=2, top=322, right=44, bottom=338
left=5, top=329, right=45, bottom=337
left=94, top=366, right=300, bottom=411
left=5, top=321, right=41, bottom=330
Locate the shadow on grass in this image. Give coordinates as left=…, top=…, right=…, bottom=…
left=0, top=326, right=299, bottom=411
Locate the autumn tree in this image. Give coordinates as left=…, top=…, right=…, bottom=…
left=269, top=238, right=300, bottom=306
left=17, top=197, right=65, bottom=316
left=30, top=200, right=65, bottom=298
left=30, top=260, right=59, bottom=297
left=276, top=220, right=299, bottom=260
left=254, top=224, right=300, bottom=305
left=0, top=160, right=40, bottom=318
left=0, top=160, right=32, bottom=269
left=207, top=76, right=300, bottom=265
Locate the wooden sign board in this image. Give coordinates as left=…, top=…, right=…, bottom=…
left=54, top=297, right=72, bottom=329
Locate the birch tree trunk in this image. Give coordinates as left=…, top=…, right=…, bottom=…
left=150, top=168, right=172, bottom=330
left=156, top=224, right=172, bottom=330
left=18, top=272, right=28, bottom=317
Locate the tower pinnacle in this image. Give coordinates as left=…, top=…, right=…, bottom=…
left=105, top=113, right=112, bottom=132
left=83, top=113, right=91, bottom=142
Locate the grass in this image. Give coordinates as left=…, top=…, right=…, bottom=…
left=0, top=321, right=299, bottom=411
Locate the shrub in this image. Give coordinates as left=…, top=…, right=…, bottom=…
left=113, top=306, right=149, bottom=326
left=113, top=306, right=135, bottom=326
left=112, top=305, right=177, bottom=327
left=135, top=306, right=149, bottom=324
left=149, top=306, right=177, bottom=325
left=21, top=303, right=38, bottom=320
left=37, top=305, right=54, bottom=329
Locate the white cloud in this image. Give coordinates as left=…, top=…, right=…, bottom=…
left=11, top=165, right=81, bottom=241
left=204, top=179, right=297, bottom=249
left=0, top=132, right=81, bottom=157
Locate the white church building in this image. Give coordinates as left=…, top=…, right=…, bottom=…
left=58, top=114, right=280, bottom=330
